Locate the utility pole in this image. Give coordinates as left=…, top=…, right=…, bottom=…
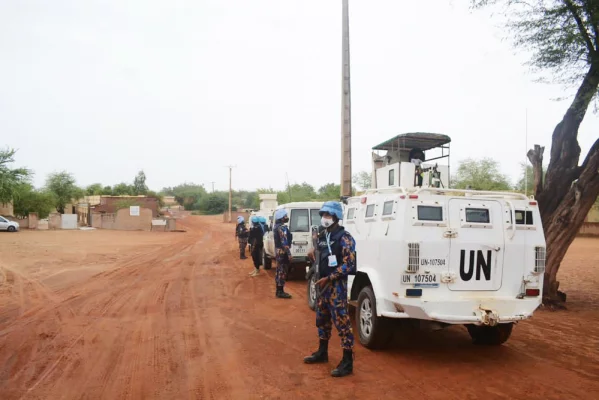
left=210, top=181, right=215, bottom=193
left=340, top=0, right=352, bottom=198
left=225, top=166, right=235, bottom=222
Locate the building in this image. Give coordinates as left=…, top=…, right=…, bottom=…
left=0, top=202, right=14, bottom=217
left=76, top=195, right=160, bottom=226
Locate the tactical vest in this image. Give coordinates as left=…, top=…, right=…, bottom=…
left=274, top=223, right=292, bottom=249
left=318, top=226, right=351, bottom=278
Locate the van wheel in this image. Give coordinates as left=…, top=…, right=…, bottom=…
left=7, top=226, right=16, bottom=232
left=307, top=273, right=317, bottom=311
left=262, top=250, right=272, bottom=270
left=356, top=286, right=392, bottom=349
left=466, top=323, right=513, bottom=345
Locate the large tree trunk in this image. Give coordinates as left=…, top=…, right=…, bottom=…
left=533, top=64, right=599, bottom=306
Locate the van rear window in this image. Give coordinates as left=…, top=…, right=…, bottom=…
left=515, top=210, right=533, bottom=225
left=417, top=206, right=442, bottom=221
left=465, top=208, right=490, bottom=223
left=290, top=209, right=309, bottom=232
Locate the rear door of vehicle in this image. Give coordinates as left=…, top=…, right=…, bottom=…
left=289, top=208, right=310, bottom=257
left=447, top=199, right=505, bottom=291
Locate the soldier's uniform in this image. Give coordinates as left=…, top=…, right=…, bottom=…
left=248, top=216, right=268, bottom=277
left=304, top=201, right=356, bottom=378
left=235, top=217, right=249, bottom=259
left=273, top=209, right=292, bottom=299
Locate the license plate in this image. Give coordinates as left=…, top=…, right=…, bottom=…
left=401, top=274, right=440, bottom=288
left=294, top=246, right=306, bottom=254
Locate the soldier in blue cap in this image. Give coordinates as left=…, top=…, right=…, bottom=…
left=235, top=216, right=249, bottom=259
left=303, top=201, right=356, bottom=377
left=273, top=208, right=292, bottom=299
left=248, top=216, right=269, bottom=277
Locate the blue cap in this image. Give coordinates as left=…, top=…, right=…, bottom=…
left=258, top=216, right=267, bottom=223
left=275, top=209, right=288, bottom=221
left=319, top=201, right=343, bottom=220
left=237, top=216, right=244, bottom=223
left=251, top=216, right=259, bottom=223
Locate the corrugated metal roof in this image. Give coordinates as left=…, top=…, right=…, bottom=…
left=372, top=132, right=451, bottom=151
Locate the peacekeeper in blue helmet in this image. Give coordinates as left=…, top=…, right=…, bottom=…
left=303, top=201, right=356, bottom=378
left=273, top=208, right=293, bottom=299
left=248, top=216, right=269, bottom=277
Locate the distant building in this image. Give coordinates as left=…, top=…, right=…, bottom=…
left=0, top=202, right=14, bottom=217
left=163, top=196, right=178, bottom=207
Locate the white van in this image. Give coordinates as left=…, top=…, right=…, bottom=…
left=263, top=202, right=324, bottom=275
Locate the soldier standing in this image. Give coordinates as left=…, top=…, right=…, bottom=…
left=303, top=201, right=356, bottom=378
left=235, top=216, right=249, bottom=260
left=273, top=209, right=292, bottom=299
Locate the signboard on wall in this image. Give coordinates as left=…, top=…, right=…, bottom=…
left=130, top=206, right=140, bottom=216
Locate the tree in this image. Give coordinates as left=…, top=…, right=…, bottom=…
left=85, top=183, right=104, bottom=196
left=353, top=171, right=372, bottom=190
left=515, top=162, right=547, bottom=193
left=162, top=183, right=207, bottom=210
left=318, top=183, right=341, bottom=200
left=0, top=148, right=31, bottom=205
left=452, top=158, right=512, bottom=191
left=473, top=0, right=599, bottom=305
left=46, top=171, right=84, bottom=214
left=112, top=182, right=134, bottom=196
left=199, top=193, right=228, bottom=215
left=133, top=170, right=148, bottom=195
left=12, top=183, right=55, bottom=219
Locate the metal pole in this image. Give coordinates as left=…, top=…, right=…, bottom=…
left=340, top=0, right=352, bottom=197
left=225, top=166, right=235, bottom=222
left=525, top=108, right=528, bottom=196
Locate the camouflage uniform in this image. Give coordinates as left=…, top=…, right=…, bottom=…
left=315, top=229, right=356, bottom=350
left=235, top=222, right=249, bottom=259
left=274, top=222, right=292, bottom=288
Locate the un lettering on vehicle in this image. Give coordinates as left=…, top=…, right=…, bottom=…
left=420, top=258, right=446, bottom=266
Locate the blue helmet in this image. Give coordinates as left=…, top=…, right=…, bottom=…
left=251, top=216, right=259, bottom=223
left=319, top=201, right=343, bottom=220
left=275, top=208, right=288, bottom=221
left=258, top=216, right=267, bottom=223
left=237, top=216, right=244, bottom=224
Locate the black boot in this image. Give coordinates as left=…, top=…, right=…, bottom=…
left=240, top=250, right=247, bottom=259
left=303, top=339, right=329, bottom=364
left=331, top=349, right=353, bottom=377
left=276, top=286, right=292, bottom=299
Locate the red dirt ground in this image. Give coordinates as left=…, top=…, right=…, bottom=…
left=0, top=216, right=598, bottom=399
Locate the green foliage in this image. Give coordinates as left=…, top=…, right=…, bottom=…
left=317, top=183, right=341, bottom=201
left=0, top=148, right=31, bottom=204
left=86, top=183, right=104, bottom=196
left=102, top=186, right=113, bottom=195
left=471, top=0, right=599, bottom=95
left=352, top=171, right=372, bottom=190
left=45, top=171, right=84, bottom=214
left=112, top=182, right=134, bottom=196
left=199, top=193, right=228, bottom=215
left=452, top=158, right=512, bottom=191
left=161, top=183, right=208, bottom=210
left=12, top=183, right=55, bottom=219
left=133, top=170, right=148, bottom=195
left=114, top=199, right=142, bottom=211
left=146, top=190, right=165, bottom=208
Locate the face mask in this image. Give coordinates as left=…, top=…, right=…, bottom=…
left=321, top=217, right=334, bottom=228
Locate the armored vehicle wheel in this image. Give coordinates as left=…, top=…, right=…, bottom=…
left=466, top=323, right=513, bottom=345
left=262, top=249, right=272, bottom=270
left=307, top=273, right=317, bottom=311
left=356, top=286, right=392, bottom=349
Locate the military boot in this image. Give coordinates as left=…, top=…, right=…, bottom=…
left=240, top=250, right=247, bottom=259
left=276, top=286, right=292, bottom=299
left=303, top=339, right=329, bottom=364
left=331, top=349, right=353, bottom=377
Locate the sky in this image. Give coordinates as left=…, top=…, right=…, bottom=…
left=1, top=0, right=597, bottom=192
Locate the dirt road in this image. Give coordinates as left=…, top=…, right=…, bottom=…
left=1, top=216, right=598, bottom=399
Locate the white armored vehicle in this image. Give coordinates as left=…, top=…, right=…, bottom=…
left=344, top=133, right=546, bottom=348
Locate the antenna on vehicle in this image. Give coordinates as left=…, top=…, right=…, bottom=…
left=525, top=108, right=528, bottom=197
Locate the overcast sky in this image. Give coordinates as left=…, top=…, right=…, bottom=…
left=1, top=0, right=597, bottom=192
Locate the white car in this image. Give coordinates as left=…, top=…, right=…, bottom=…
left=0, top=216, right=20, bottom=232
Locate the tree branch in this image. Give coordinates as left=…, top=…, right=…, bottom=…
left=564, top=0, right=597, bottom=58
left=583, top=1, right=599, bottom=49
